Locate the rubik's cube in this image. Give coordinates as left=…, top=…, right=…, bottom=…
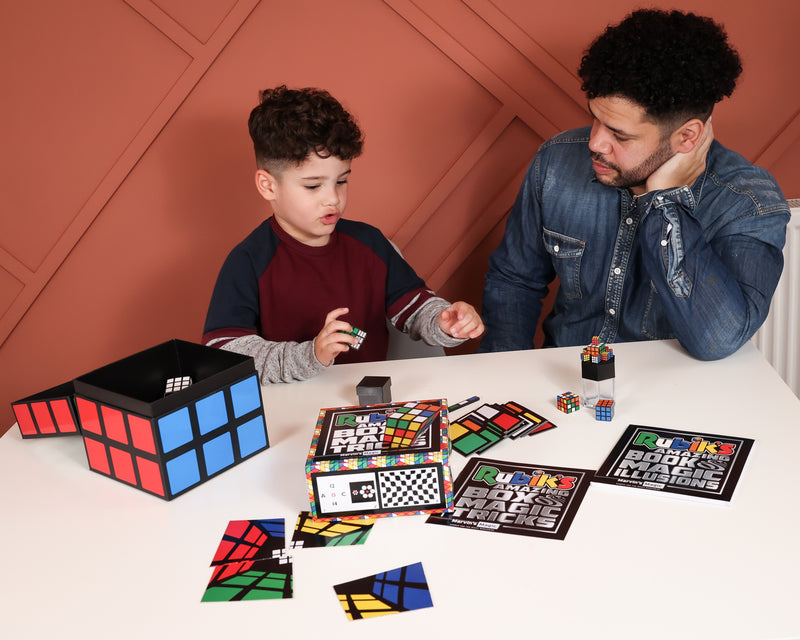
left=70, top=339, right=270, bottom=500
left=581, top=336, right=614, bottom=363
left=557, top=392, right=580, bottom=414
left=383, top=401, right=439, bottom=448
left=340, top=326, right=367, bottom=350
left=594, top=399, right=615, bottom=421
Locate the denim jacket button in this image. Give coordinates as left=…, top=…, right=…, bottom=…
left=609, top=308, right=616, bottom=315
left=661, top=239, right=668, bottom=246
left=553, top=245, right=560, bottom=253
left=614, top=267, right=621, bottom=275
left=626, top=217, right=633, bottom=225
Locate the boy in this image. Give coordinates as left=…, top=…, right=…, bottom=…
left=202, top=86, right=483, bottom=383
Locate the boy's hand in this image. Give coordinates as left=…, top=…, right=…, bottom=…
left=314, top=307, right=357, bottom=366
left=438, top=301, right=484, bottom=340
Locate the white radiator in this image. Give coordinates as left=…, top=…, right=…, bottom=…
left=751, top=201, right=800, bottom=397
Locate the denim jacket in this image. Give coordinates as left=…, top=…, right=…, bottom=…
left=480, top=126, right=789, bottom=360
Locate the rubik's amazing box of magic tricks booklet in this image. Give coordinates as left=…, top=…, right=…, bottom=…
left=305, top=400, right=453, bottom=520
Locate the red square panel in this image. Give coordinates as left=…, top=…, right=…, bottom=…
left=51, top=399, right=78, bottom=433
left=13, top=404, right=37, bottom=436
left=76, top=398, right=102, bottom=435
left=135, top=457, right=165, bottom=496
left=84, top=437, right=110, bottom=474
left=31, top=402, right=56, bottom=434
left=492, top=413, right=521, bottom=431
left=102, top=406, right=128, bottom=444
left=129, top=415, right=156, bottom=454
left=109, top=446, right=136, bottom=485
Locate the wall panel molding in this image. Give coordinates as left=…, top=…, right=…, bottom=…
left=382, top=0, right=590, bottom=295
left=754, top=107, right=800, bottom=172
left=0, top=0, right=259, bottom=349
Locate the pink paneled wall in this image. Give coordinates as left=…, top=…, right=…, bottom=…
left=2, top=0, right=798, bottom=434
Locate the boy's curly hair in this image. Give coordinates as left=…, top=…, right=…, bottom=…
left=248, top=85, right=364, bottom=172
left=578, top=10, right=742, bottom=125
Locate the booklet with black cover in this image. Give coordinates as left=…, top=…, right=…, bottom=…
left=427, top=457, right=593, bottom=539
left=593, top=424, right=754, bottom=503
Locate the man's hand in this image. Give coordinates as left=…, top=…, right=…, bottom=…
left=314, top=307, right=357, bottom=366
left=438, top=301, right=484, bottom=340
left=646, top=119, right=714, bottom=193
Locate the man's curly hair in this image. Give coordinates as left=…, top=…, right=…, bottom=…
left=578, top=10, right=742, bottom=125
left=248, top=85, right=364, bottom=172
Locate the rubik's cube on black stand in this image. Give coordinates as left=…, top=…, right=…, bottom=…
left=581, top=336, right=615, bottom=406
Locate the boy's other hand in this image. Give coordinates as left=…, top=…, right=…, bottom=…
left=314, top=307, right=356, bottom=366
left=438, top=301, right=484, bottom=340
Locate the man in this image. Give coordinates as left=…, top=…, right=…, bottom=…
left=480, top=9, right=789, bottom=360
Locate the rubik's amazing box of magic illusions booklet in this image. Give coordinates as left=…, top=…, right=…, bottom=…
left=305, top=400, right=454, bottom=520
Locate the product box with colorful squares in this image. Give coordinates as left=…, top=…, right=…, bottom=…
left=305, top=399, right=453, bottom=520
left=72, top=339, right=270, bottom=500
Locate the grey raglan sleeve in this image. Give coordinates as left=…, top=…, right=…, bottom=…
left=400, top=297, right=467, bottom=348
left=215, top=335, right=326, bottom=384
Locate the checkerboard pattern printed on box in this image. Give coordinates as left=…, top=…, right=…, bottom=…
left=377, top=467, right=441, bottom=509
left=76, top=374, right=268, bottom=499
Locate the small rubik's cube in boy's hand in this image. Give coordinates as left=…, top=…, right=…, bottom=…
left=594, top=399, right=615, bottom=421
left=165, top=376, right=192, bottom=395
left=557, top=391, right=580, bottom=414
left=340, top=326, right=367, bottom=350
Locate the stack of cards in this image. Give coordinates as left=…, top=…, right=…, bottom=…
left=450, top=400, right=556, bottom=456
left=290, top=510, right=375, bottom=548
left=202, top=519, right=292, bottom=602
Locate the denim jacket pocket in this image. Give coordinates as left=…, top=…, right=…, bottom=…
left=542, top=227, right=585, bottom=300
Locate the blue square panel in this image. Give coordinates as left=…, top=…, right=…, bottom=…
left=383, top=583, right=399, bottom=604
left=237, top=415, right=268, bottom=458
left=165, top=449, right=201, bottom=495
left=203, top=432, right=235, bottom=475
left=196, top=391, right=228, bottom=435
left=230, top=375, right=260, bottom=418
left=157, top=407, right=193, bottom=453
left=404, top=586, right=433, bottom=609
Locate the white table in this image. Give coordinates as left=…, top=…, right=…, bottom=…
left=2, top=340, right=798, bottom=640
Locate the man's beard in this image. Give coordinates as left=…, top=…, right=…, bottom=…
left=591, top=137, right=674, bottom=190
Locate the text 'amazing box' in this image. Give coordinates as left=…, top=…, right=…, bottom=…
left=305, top=400, right=453, bottom=520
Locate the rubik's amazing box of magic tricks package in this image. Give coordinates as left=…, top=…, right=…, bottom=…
left=305, top=400, right=453, bottom=520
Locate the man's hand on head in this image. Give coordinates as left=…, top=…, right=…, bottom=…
left=646, top=119, right=714, bottom=194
